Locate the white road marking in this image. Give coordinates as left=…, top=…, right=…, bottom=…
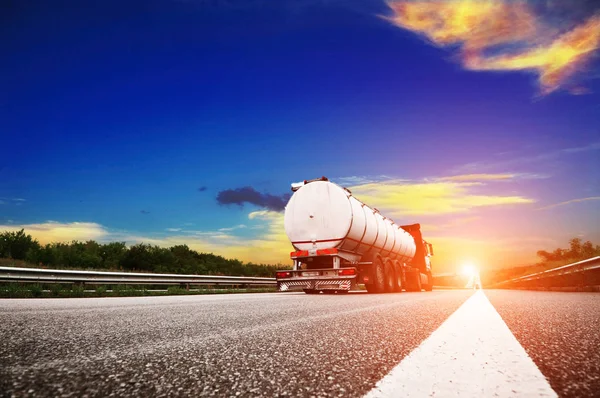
left=365, top=290, right=557, bottom=397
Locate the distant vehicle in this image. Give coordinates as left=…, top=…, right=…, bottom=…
left=276, top=177, right=434, bottom=294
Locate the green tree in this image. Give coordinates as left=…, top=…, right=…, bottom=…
left=120, top=243, right=154, bottom=272
left=0, top=229, right=285, bottom=277
left=100, top=242, right=127, bottom=269
left=581, top=240, right=595, bottom=259
left=170, top=245, right=201, bottom=274
left=63, top=241, right=102, bottom=269
left=567, top=238, right=582, bottom=259
left=0, top=229, right=40, bottom=260
left=119, top=244, right=177, bottom=273
left=536, top=250, right=554, bottom=262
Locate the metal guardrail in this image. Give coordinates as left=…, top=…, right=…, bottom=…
left=496, top=256, right=600, bottom=288
left=0, top=266, right=276, bottom=286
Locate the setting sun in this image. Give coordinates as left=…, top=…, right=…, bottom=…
left=461, top=263, right=477, bottom=277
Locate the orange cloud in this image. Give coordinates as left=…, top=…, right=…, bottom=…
left=386, top=1, right=600, bottom=94
left=387, top=0, right=536, bottom=50
left=466, top=15, right=600, bottom=94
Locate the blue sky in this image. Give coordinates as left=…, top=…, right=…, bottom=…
left=2, top=0, right=599, bottom=270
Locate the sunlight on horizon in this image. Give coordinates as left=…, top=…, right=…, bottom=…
left=461, top=263, right=477, bottom=278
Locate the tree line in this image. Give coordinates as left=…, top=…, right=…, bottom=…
left=479, top=237, right=600, bottom=286
left=0, top=229, right=285, bottom=277
left=536, top=238, right=600, bottom=263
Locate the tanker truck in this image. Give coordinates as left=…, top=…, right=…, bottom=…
left=276, top=177, right=434, bottom=294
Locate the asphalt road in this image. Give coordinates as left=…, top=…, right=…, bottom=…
left=1, top=290, right=598, bottom=397
left=486, top=290, right=600, bottom=397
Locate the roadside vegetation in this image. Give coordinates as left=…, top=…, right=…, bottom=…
left=0, top=283, right=276, bottom=298
left=0, top=229, right=284, bottom=298
left=0, top=229, right=286, bottom=276
left=481, top=238, right=600, bottom=286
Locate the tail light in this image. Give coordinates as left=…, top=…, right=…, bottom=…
left=338, top=268, right=356, bottom=276
left=290, top=250, right=309, bottom=258
left=276, top=271, right=292, bottom=279
left=316, top=248, right=339, bottom=255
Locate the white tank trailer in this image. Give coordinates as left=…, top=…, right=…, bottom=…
left=276, top=177, right=434, bottom=294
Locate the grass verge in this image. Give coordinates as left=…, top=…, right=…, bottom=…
left=0, top=283, right=276, bottom=298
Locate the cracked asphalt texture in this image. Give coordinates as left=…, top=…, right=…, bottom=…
left=1, top=291, right=471, bottom=397
left=486, top=290, right=600, bottom=398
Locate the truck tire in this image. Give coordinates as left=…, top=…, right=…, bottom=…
left=384, top=259, right=395, bottom=293
left=424, top=271, right=433, bottom=292
left=366, top=256, right=386, bottom=293
left=304, top=289, right=319, bottom=294
left=405, top=270, right=422, bottom=292
left=393, top=262, right=403, bottom=292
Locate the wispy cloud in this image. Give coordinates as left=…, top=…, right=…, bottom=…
left=386, top=1, right=600, bottom=94
left=437, top=173, right=516, bottom=182
left=537, top=196, right=600, bottom=210
left=455, top=141, right=600, bottom=173
left=120, top=211, right=290, bottom=264
left=347, top=173, right=535, bottom=216
left=334, top=175, right=397, bottom=186
left=0, top=197, right=26, bottom=205
left=561, top=141, right=600, bottom=154
left=570, top=86, right=593, bottom=95
left=218, top=224, right=247, bottom=232
left=437, top=173, right=547, bottom=182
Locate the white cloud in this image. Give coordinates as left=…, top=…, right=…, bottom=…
left=218, top=224, right=247, bottom=232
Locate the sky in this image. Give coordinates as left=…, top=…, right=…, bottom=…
left=2, top=0, right=600, bottom=273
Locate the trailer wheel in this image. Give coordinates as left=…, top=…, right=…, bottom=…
left=405, top=270, right=422, bottom=292
left=384, top=260, right=395, bottom=293
left=393, top=262, right=403, bottom=292
left=303, top=289, right=319, bottom=294
left=424, top=271, right=433, bottom=292
left=367, top=256, right=386, bottom=293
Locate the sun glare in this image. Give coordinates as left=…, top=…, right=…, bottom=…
left=461, top=263, right=477, bottom=277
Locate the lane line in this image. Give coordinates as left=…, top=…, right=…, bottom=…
left=365, top=290, right=557, bottom=397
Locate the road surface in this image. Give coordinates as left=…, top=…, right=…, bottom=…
left=1, top=290, right=598, bottom=397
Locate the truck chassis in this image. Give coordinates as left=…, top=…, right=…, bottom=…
left=276, top=249, right=433, bottom=294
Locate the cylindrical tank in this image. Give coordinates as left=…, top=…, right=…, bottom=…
left=284, top=180, right=416, bottom=264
